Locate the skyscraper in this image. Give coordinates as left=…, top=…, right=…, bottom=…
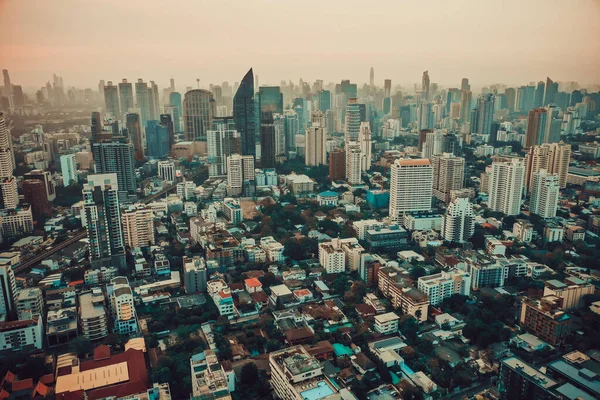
left=146, top=118, right=172, bottom=159
left=207, top=124, right=241, bottom=177
left=389, top=159, right=433, bottom=220
left=441, top=197, right=474, bottom=243
left=0, top=112, right=18, bottom=210
left=329, top=149, right=345, bottom=181
left=260, top=112, right=276, bottom=168
left=22, top=180, right=52, bottom=219
left=534, top=81, right=545, bottom=108
left=183, top=89, right=215, bottom=143
left=150, top=81, right=160, bottom=120
left=258, top=86, right=283, bottom=114
left=524, top=145, right=551, bottom=192
left=460, top=91, right=472, bottom=124
left=344, top=98, right=361, bottom=143
left=2, top=70, right=11, bottom=97
left=369, top=67, right=374, bottom=87
left=422, top=71, right=430, bottom=101
left=474, top=93, right=495, bottom=135
left=118, top=79, right=134, bottom=115
left=488, top=159, right=525, bottom=216
left=0, top=262, right=16, bottom=318
left=23, top=169, right=56, bottom=202
left=284, top=110, right=299, bottom=157
left=431, top=153, right=465, bottom=203
left=319, top=90, right=331, bottom=112
left=306, top=111, right=328, bottom=167
left=233, top=68, right=256, bottom=157
left=460, top=78, right=470, bottom=91
left=135, top=79, right=151, bottom=124
left=125, top=113, right=144, bottom=161
left=60, top=154, right=77, bottom=186
left=359, top=122, right=372, bottom=172
left=91, top=123, right=136, bottom=195
left=83, top=174, right=124, bottom=266
left=226, top=154, right=255, bottom=196
left=544, top=77, right=558, bottom=106
left=530, top=169, right=559, bottom=218
left=103, top=81, right=120, bottom=117
left=345, top=142, right=362, bottom=185
left=169, top=92, right=183, bottom=132
left=548, top=142, right=571, bottom=188
left=525, top=108, right=547, bottom=147
left=384, top=79, right=392, bottom=98
left=417, top=102, right=433, bottom=131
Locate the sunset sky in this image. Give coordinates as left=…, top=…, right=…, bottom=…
left=1, top=0, right=599, bottom=90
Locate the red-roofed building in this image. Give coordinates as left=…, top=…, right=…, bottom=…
left=250, top=291, right=269, bottom=308
left=11, top=378, right=33, bottom=392
left=93, top=344, right=111, bottom=361
left=244, top=278, right=263, bottom=293
left=284, top=327, right=314, bottom=345
left=33, top=381, right=51, bottom=398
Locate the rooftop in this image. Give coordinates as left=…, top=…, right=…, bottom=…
left=502, top=357, right=557, bottom=389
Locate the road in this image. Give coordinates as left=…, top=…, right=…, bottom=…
left=14, top=167, right=207, bottom=276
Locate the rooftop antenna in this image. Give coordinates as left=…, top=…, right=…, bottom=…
left=196, top=78, right=200, bottom=89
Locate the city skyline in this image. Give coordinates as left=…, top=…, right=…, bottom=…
left=1, top=0, right=599, bottom=90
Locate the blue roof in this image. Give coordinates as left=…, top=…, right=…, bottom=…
left=318, top=191, right=339, bottom=197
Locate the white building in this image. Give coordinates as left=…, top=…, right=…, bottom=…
left=260, top=236, right=285, bottom=262
left=431, top=153, right=465, bottom=203
left=305, top=112, right=327, bottom=166
left=0, top=316, right=43, bottom=352
left=373, top=312, right=400, bottom=334
left=122, top=204, right=155, bottom=248
left=16, top=288, right=43, bottom=320
left=79, top=290, right=108, bottom=341
left=60, top=154, right=77, bottom=186
left=441, top=197, right=474, bottom=243
left=207, top=279, right=236, bottom=318
left=318, top=241, right=346, bottom=274
left=403, top=213, right=442, bottom=231
left=353, top=219, right=387, bottom=240
left=0, top=263, right=17, bottom=318
left=488, top=158, right=525, bottom=216
left=513, top=220, right=534, bottom=243
left=0, top=206, right=34, bottom=238
left=191, top=350, right=234, bottom=399
left=530, top=169, right=559, bottom=218
left=183, top=256, right=207, bottom=294
left=226, top=154, right=254, bottom=196
left=389, top=159, right=433, bottom=221
left=418, top=271, right=471, bottom=306
left=107, top=277, right=138, bottom=335
left=158, top=160, right=176, bottom=182
left=177, top=180, right=196, bottom=201
left=345, top=141, right=362, bottom=185
left=359, top=122, right=372, bottom=171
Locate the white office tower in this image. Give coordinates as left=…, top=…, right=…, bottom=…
left=344, top=98, right=361, bottom=143
left=0, top=112, right=17, bottom=210
left=422, top=130, right=443, bottom=159
left=389, top=159, right=433, bottom=221
left=60, top=154, right=77, bottom=186
left=0, top=263, right=17, bottom=318
left=206, top=126, right=241, bottom=177
left=441, top=197, right=475, bottom=243
left=359, top=122, right=372, bottom=171
left=122, top=204, right=155, bottom=248
left=524, top=145, right=551, bottom=193
left=226, top=154, right=254, bottom=196
left=83, top=174, right=124, bottom=265
left=488, top=159, right=525, bottom=216
left=106, top=277, right=138, bottom=334
left=305, top=111, right=327, bottom=166
left=530, top=169, right=559, bottom=218
left=432, top=153, right=465, bottom=203
left=158, top=160, right=176, bottom=182
left=345, top=141, right=362, bottom=185
left=548, top=142, right=571, bottom=188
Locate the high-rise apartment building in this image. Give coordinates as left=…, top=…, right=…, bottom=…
left=305, top=111, right=327, bottom=166
left=525, top=142, right=571, bottom=190
left=344, top=98, right=361, bottom=143
left=91, top=134, right=136, bottom=195
left=417, top=102, right=433, bottom=131
left=389, top=159, right=433, bottom=220
left=0, top=263, right=16, bottom=318
left=525, top=108, right=547, bottom=147
left=118, top=79, right=134, bottom=115
left=107, top=277, right=138, bottom=334
left=183, top=89, right=215, bottom=143
left=359, top=122, right=372, bottom=171
left=431, top=153, right=465, bottom=203
left=207, top=124, right=241, bottom=177
left=23, top=169, right=56, bottom=202
left=544, top=77, right=558, bottom=106
left=473, top=93, right=495, bottom=135
left=22, top=180, right=52, bottom=219
left=260, top=112, right=276, bottom=168
left=103, top=81, right=120, bottom=117
left=488, top=159, right=525, bottom=216
left=233, top=68, right=256, bottom=157
left=0, top=112, right=18, bottom=210
left=329, top=148, right=345, bottom=181
left=60, top=154, right=77, bottom=186
left=122, top=205, right=155, bottom=248
left=441, top=197, right=474, bottom=243
left=530, top=169, right=559, bottom=218
left=226, top=154, right=255, bottom=196
left=135, top=79, right=151, bottom=124
left=345, top=142, right=362, bottom=185
left=83, top=174, right=124, bottom=266
left=460, top=90, right=472, bottom=124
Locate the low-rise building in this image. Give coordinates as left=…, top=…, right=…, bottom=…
left=79, top=290, right=108, bottom=341
left=190, top=350, right=234, bottom=399
left=16, top=288, right=43, bottom=320
left=543, top=277, right=595, bottom=311
left=207, top=279, right=236, bottom=318
left=183, top=256, right=207, bottom=294
left=520, top=296, right=571, bottom=346
left=544, top=223, right=564, bottom=243
left=418, top=270, right=471, bottom=306
left=0, top=317, right=42, bottom=352
left=373, top=312, right=400, bottom=334
left=260, top=236, right=285, bottom=263
left=47, top=306, right=78, bottom=347
left=513, top=220, right=534, bottom=243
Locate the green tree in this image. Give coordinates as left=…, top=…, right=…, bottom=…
left=240, top=362, right=259, bottom=386
left=69, top=336, right=93, bottom=357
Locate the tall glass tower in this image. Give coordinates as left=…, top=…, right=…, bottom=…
left=233, top=68, right=256, bottom=157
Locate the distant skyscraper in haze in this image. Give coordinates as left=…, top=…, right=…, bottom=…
left=544, top=77, right=558, bottom=106
left=389, top=159, right=433, bottom=220
left=118, top=79, right=134, bottom=115
left=488, top=159, right=525, bottom=216
left=135, top=79, right=151, bottom=124
left=125, top=113, right=144, bottom=161
left=461, top=78, right=470, bottom=91
left=369, top=67, right=374, bottom=87
left=534, top=81, right=545, bottom=108
left=422, top=71, right=430, bottom=101
left=233, top=68, right=256, bottom=157
left=418, top=102, right=433, bottom=131
left=530, top=169, right=559, bottom=218
left=169, top=91, right=183, bottom=132
left=103, top=81, right=120, bottom=117
left=306, top=111, right=327, bottom=166
left=461, top=90, right=472, bottom=124
left=0, top=112, right=18, bottom=210
left=83, top=174, right=125, bottom=267
left=384, top=79, right=392, bottom=98
left=344, top=98, right=361, bottom=143
left=284, top=110, right=298, bottom=157
left=525, top=108, right=547, bottom=147
left=473, top=93, right=495, bottom=135
left=146, top=117, right=172, bottom=159
left=2, top=70, right=11, bottom=97
left=150, top=81, right=160, bottom=120
left=260, top=112, right=276, bottom=168
left=183, top=89, right=215, bottom=142
left=319, top=90, right=331, bottom=112
left=258, top=86, right=283, bottom=114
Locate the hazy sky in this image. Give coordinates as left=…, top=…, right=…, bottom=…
left=1, top=0, right=599, bottom=91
